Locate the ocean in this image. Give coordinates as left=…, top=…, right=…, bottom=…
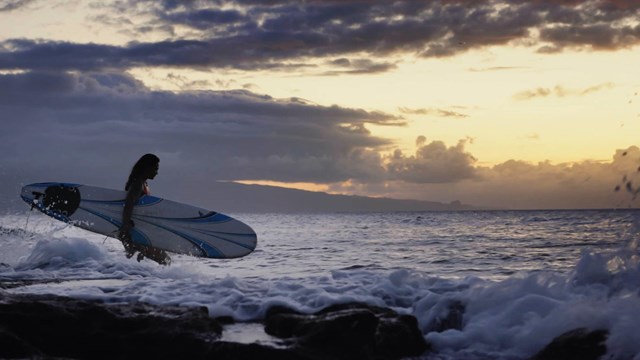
left=1, top=209, right=640, bottom=359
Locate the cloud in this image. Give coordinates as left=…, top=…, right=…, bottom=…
left=0, top=0, right=37, bottom=12
left=466, top=147, right=640, bottom=209
left=0, top=70, right=489, bottom=209
left=160, top=8, right=246, bottom=30
left=165, top=72, right=213, bottom=90
left=539, top=22, right=640, bottom=53
left=0, top=70, right=405, bottom=201
left=399, top=107, right=469, bottom=118
left=468, top=66, right=528, bottom=72
left=0, top=70, right=635, bottom=210
left=1, top=1, right=638, bottom=73
left=385, top=137, right=478, bottom=183
left=514, top=82, right=615, bottom=100
left=321, top=58, right=398, bottom=75
left=525, top=133, right=541, bottom=140
left=331, top=146, right=640, bottom=209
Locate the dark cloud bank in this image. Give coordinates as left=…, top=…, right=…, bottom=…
left=0, top=70, right=636, bottom=211
left=0, top=69, right=475, bottom=208
left=0, top=71, right=396, bottom=182
left=0, top=0, right=638, bottom=210
left=1, top=0, right=639, bottom=73
left=0, top=70, right=475, bottom=210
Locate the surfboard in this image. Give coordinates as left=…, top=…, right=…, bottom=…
left=20, top=182, right=257, bottom=259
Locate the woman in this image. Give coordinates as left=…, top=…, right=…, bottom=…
left=119, top=154, right=171, bottom=265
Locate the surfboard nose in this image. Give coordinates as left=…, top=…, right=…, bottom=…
left=20, top=183, right=46, bottom=206
left=20, top=182, right=82, bottom=217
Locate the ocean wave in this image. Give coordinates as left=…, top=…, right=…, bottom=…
left=2, top=211, right=640, bottom=359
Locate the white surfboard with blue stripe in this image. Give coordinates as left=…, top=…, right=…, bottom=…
left=20, top=182, right=257, bottom=259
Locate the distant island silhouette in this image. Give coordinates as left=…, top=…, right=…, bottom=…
left=183, top=181, right=477, bottom=213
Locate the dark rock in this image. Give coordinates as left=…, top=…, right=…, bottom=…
left=298, top=309, right=379, bottom=359
left=215, top=315, right=237, bottom=325
left=315, top=302, right=396, bottom=316
left=265, top=304, right=307, bottom=338
left=426, top=300, right=466, bottom=333
left=0, top=295, right=429, bottom=360
left=0, top=327, right=38, bottom=358
left=265, top=302, right=430, bottom=360
left=375, top=314, right=428, bottom=359
left=0, top=293, right=222, bottom=360
left=531, top=328, right=609, bottom=360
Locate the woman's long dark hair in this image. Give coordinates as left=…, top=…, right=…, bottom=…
left=125, top=154, right=159, bottom=191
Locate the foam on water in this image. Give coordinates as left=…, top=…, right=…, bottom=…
left=1, top=210, right=640, bottom=359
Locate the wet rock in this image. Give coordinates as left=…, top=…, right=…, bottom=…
left=0, top=295, right=428, bottom=360
left=266, top=302, right=430, bottom=360
left=0, top=327, right=37, bottom=358
left=374, top=312, right=429, bottom=359
left=214, top=315, right=237, bottom=325
left=0, top=293, right=222, bottom=360
left=426, top=300, right=466, bottom=333
left=531, top=328, right=609, bottom=360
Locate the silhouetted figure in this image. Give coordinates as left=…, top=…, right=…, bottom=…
left=119, top=154, right=171, bottom=265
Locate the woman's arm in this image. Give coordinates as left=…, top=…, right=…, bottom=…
left=119, top=179, right=143, bottom=241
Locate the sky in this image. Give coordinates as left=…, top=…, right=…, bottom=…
left=0, top=0, right=639, bottom=210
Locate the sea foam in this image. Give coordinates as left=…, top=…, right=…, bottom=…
left=1, top=210, right=639, bottom=359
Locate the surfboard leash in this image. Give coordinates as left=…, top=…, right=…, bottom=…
left=24, top=199, right=37, bottom=232
left=103, top=230, right=119, bottom=245
left=24, top=208, right=32, bottom=232
left=24, top=192, right=44, bottom=232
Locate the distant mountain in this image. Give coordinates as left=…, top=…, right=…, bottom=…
left=184, top=181, right=476, bottom=213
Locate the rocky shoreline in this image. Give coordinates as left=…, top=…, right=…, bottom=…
left=0, top=292, right=609, bottom=360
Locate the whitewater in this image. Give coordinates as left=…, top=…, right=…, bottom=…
left=1, top=209, right=640, bottom=359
